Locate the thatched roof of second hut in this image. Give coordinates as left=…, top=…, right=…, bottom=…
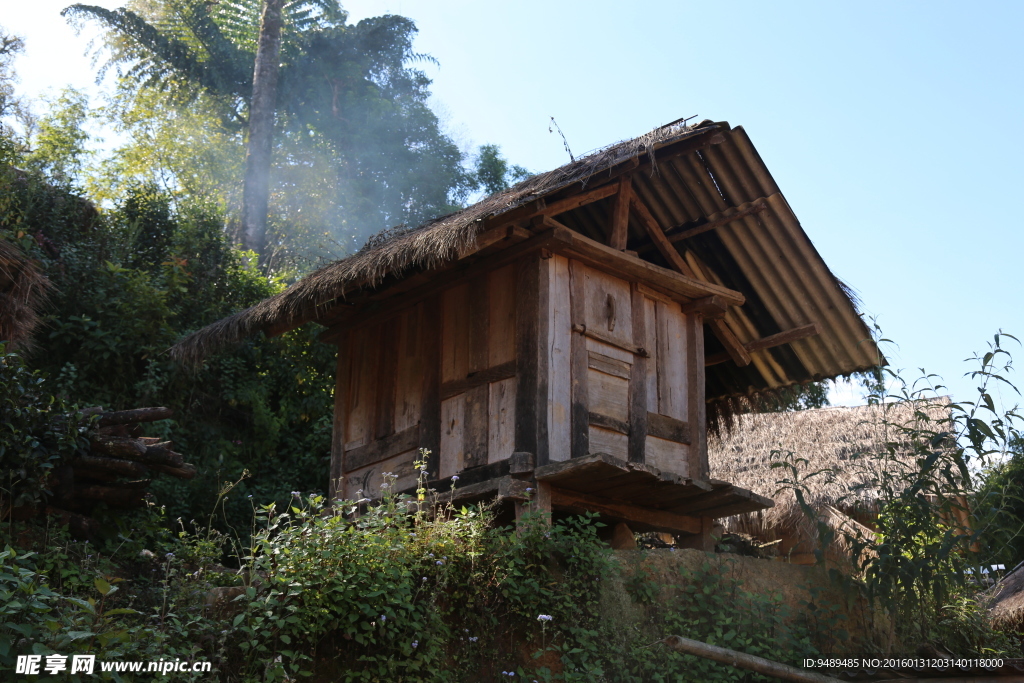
left=709, top=399, right=952, bottom=530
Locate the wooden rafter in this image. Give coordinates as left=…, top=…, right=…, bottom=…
left=629, top=191, right=752, bottom=366
left=704, top=322, right=821, bottom=367
left=608, top=176, right=632, bottom=250
left=667, top=201, right=768, bottom=244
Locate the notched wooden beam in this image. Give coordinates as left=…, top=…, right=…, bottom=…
left=704, top=322, right=822, bottom=366
left=680, top=295, right=728, bottom=320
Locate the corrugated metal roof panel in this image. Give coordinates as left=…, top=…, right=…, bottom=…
left=553, top=124, right=877, bottom=399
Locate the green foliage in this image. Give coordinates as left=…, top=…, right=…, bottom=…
left=774, top=328, right=1024, bottom=655
left=24, top=88, right=93, bottom=187
left=0, top=345, right=85, bottom=510
left=0, top=164, right=336, bottom=535
left=68, top=0, right=477, bottom=258
left=473, top=144, right=530, bottom=197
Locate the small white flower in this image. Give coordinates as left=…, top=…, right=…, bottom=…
left=536, top=614, right=552, bottom=622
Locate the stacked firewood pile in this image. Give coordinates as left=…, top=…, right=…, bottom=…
left=43, top=406, right=197, bottom=536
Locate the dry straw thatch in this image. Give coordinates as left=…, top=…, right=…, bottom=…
left=170, top=120, right=713, bottom=366
left=709, top=400, right=952, bottom=557
left=0, top=240, right=51, bottom=351
left=988, top=562, right=1024, bottom=631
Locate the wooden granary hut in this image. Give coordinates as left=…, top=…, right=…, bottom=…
left=172, top=119, right=878, bottom=548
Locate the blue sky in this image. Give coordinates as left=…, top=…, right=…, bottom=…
left=6, top=0, right=1024, bottom=409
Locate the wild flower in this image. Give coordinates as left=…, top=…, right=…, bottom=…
left=436, top=560, right=444, bottom=565
left=291, top=491, right=300, bottom=497
left=468, top=636, right=478, bottom=642
left=165, top=553, right=174, bottom=560
left=537, top=614, right=552, bottom=622
left=139, top=549, right=155, bottom=560
left=380, top=615, right=387, bottom=622
left=451, top=475, right=460, bottom=482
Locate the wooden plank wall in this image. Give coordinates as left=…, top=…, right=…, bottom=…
left=330, top=250, right=706, bottom=499
left=559, top=260, right=697, bottom=478
left=336, top=299, right=441, bottom=501
left=439, top=264, right=520, bottom=478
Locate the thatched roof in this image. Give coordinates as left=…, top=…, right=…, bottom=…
left=0, top=240, right=51, bottom=352
left=989, top=562, right=1024, bottom=631
left=710, top=400, right=952, bottom=532
left=171, top=118, right=879, bottom=403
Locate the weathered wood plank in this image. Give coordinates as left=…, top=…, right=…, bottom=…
left=394, top=306, right=424, bottom=433
left=569, top=259, right=589, bottom=459
left=439, top=395, right=465, bottom=479
left=588, top=411, right=629, bottom=435
left=468, top=273, right=490, bottom=373
left=330, top=334, right=349, bottom=500
left=589, top=425, right=628, bottom=460
left=374, top=324, right=399, bottom=440
left=588, top=351, right=631, bottom=380
left=644, top=436, right=689, bottom=477
left=628, top=283, right=648, bottom=464
left=608, top=176, right=632, bottom=250
left=583, top=265, right=633, bottom=347
left=580, top=328, right=642, bottom=360
left=655, top=300, right=687, bottom=420
left=647, top=412, right=691, bottom=444
left=547, top=255, right=572, bottom=462
left=549, top=486, right=702, bottom=535
left=588, top=368, right=629, bottom=422
left=439, top=360, right=517, bottom=400
left=345, top=424, right=421, bottom=472
left=488, top=377, right=516, bottom=464
left=488, top=264, right=517, bottom=366
left=441, top=282, right=471, bottom=383
left=686, top=311, right=708, bottom=479
left=420, top=296, right=442, bottom=478
left=345, top=325, right=377, bottom=450
left=462, top=384, right=489, bottom=469
left=343, top=448, right=420, bottom=501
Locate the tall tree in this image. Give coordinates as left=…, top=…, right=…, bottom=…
left=241, top=0, right=283, bottom=255
left=64, top=1, right=474, bottom=264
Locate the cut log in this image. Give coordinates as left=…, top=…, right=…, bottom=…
left=75, top=485, right=147, bottom=508
left=96, top=407, right=173, bottom=427
left=660, top=635, right=843, bottom=683
left=90, top=435, right=146, bottom=459
left=149, top=463, right=198, bottom=480
left=74, top=453, right=151, bottom=478
left=143, top=445, right=185, bottom=468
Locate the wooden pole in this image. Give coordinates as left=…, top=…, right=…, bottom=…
left=659, top=635, right=844, bottom=683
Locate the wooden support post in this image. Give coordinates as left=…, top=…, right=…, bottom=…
left=676, top=516, right=715, bottom=552
left=608, top=176, right=632, bottom=250
left=420, top=296, right=442, bottom=479
left=628, top=283, right=648, bottom=463
left=514, top=480, right=551, bottom=527
left=514, top=254, right=550, bottom=465
left=568, top=260, right=589, bottom=459
left=686, top=311, right=708, bottom=479
left=609, top=522, right=637, bottom=550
